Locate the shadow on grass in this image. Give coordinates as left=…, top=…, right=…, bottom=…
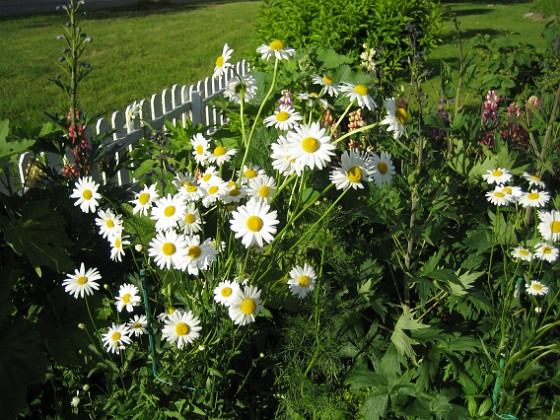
left=452, top=8, right=493, bottom=17
left=439, top=28, right=507, bottom=44
left=439, top=0, right=531, bottom=3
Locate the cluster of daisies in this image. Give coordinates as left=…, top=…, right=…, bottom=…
left=483, top=168, right=559, bottom=297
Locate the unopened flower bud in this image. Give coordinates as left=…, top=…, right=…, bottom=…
left=82, top=384, right=89, bottom=391
left=77, top=323, right=86, bottom=329
left=134, top=244, right=143, bottom=252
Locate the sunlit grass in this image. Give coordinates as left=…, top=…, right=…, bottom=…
left=0, top=1, right=261, bottom=125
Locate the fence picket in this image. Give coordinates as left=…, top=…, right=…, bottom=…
left=15, top=60, right=249, bottom=189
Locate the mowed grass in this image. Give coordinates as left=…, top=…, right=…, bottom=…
left=0, top=1, right=552, bottom=126
left=0, top=1, right=261, bottom=126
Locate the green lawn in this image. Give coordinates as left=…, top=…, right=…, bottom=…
left=0, top=0, right=261, bottom=126
left=0, top=0, right=552, bottom=127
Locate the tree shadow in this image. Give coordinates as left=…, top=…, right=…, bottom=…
left=439, top=28, right=507, bottom=44
left=452, top=8, right=493, bottom=17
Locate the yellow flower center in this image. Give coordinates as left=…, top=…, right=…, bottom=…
left=221, top=287, right=233, bottom=297
left=354, top=84, right=368, bottom=96
left=185, top=213, right=196, bottom=224
left=246, top=215, right=263, bottom=232
left=187, top=186, right=198, bottom=193
left=123, top=293, right=131, bottom=304
left=175, top=322, right=189, bottom=336
left=162, top=242, right=176, bottom=256
left=214, top=146, right=226, bottom=156
left=183, top=181, right=192, bottom=187
left=245, top=169, right=257, bottom=178
left=519, top=249, right=529, bottom=256
left=492, top=169, right=503, bottom=177
left=230, top=188, right=241, bottom=196
left=528, top=192, right=540, bottom=200
left=208, top=185, right=219, bottom=195
left=543, top=247, right=552, bottom=254
left=115, top=238, right=121, bottom=248
left=77, top=276, right=88, bottom=285
left=377, top=162, right=388, bottom=174
left=396, top=107, right=407, bottom=125
left=106, top=220, right=114, bottom=228
left=551, top=221, right=560, bottom=233
left=298, top=275, right=311, bottom=287
left=276, top=111, right=290, bottom=121
left=322, top=76, right=334, bottom=85
left=258, top=186, right=271, bottom=198
left=203, top=173, right=212, bottom=182
left=215, top=55, right=224, bottom=68
left=502, top=187, right=512, bottom=194
left=164, top=206, right=176, bottom=217
left=347, top=166, right=362, bottom=183
left=134, top=322, right=142, bottom=329
left=138, top=192, right=150, bottom=205
left=188, top=246, right=201, bottom=258
left=531, top=175, right=541, bottom=182
left=270, top=39, right=285, bottom=51
left=302, top=137, right=319, bottom=153
left=196, top=144, right=204, bottom=155
left=111, top=332, right=121, bottom=341
left=533, top=283, right=543, bottom=291
left=240, top=298, right=256, bottom=314
left=82, top=189, right=93, bottom=200
left=495, top=192, right=506, bottom=198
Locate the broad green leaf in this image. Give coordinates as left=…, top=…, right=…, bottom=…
left=0, top=200, right=73, bottom=273
left=361, top=392, right=389, bottom=420
left=390, top=308, right=429, bottom=363
left=346, top=368, right=388, bottom=390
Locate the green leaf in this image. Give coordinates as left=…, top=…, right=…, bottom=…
left=0, top=200, right=73, bottom=273
left=390, top=308, right=429, bottom=363
left=0, top=120, right=35, bottom=171
left=362, top=392, right=389, bottom=420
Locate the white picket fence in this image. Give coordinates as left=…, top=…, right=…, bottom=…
left=17, top=59, right=249, bottom=188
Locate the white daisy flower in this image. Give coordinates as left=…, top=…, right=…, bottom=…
left=110, top=233, right=129, bottom=262
left=537, top=210, right=560, bottom=242
left=339, top=82, right=377, bottom=111
left=199, top=166, right=219, bottom=186
left=380, top=97, right=407, bottom=139
left=125, top=101, right=141, bottom=133
left=95, top=209, right=123, bottom=239
left=101, top=323, right=132, bottom=354
left=127, top=314, right=148, bottom=337
left=228, top=285, right=264, bottom=326
left=330, top=150, right=374, bottom=190
left=526, top=280, right=549, bottom=296
left=161, top=310, right=202, bottom=349
left=148, top=230, right=189, bottom=270
left=297, top=91, right=329, bottom=109
left=485, top=186, right=515, bottom=206
left=518, top=190, right=550, bottom=208
left=224, top=73, right=258, bottom=104
left=173, top=172, right=198, bottom=195
left=207, top=144, right=237, bottom=167
left=115, top=283, right=142, bottom=313
left=181, top=183, right=204, bottom=203
left=270, top=135, right=297, bottom=176
left=246, top=174, right=276, bottom=203
left=131, top=184, right=159, bottom=216
left=178, top=203, right=203, bottom=235
left=482, top=168, right=513, bottom=185
left=62, top=263, right=101, bottom=299
left=157, top=306, right=177, bottom=322
left=201, top=177, right=229, bottom=208
left=224, top=180, right=247, bottom=204
left=522, top=172, right=546, bottom=188
left=498, top=185, right=523, bottom=199
left=534, top=242, right=559, bottom=263
left=230, top=198, right=279, bottom=248
left=263, top=105, right=303, bottom=131
left=70, top=176, right=101, bottom=213
left=311, top=74, right=339, bottom=97
left=287, top=263, right=317, bottom=299
left=285, top=122, right=336, bottom=173
left=213, top=43, right=234, bottom=79
left=239, top=164, right=266, bottom=183
left=511, top=246, right=533, bottom=262
left=368, top=151, right=396, bottom=187
left=190, top=133, right=211, bottom=166
left=179, top=235, right=219, bottom=275
left=151, top=193, right=187, bottom=231
left=256, top=39, right=295, bottom=61
left=213, top=280, right=241, bottom=307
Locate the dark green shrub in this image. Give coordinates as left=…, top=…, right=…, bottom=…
left=256, top=0, right=443, bottom=87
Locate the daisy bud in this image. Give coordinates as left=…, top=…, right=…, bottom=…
left=78, top=323, right=86, bottom=329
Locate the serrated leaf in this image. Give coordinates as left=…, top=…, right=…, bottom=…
left=390, top=308, right=429, bottom=363
left=346, top=367, right=388, bottom=390
left=362, top=392, right=389, bottom=420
